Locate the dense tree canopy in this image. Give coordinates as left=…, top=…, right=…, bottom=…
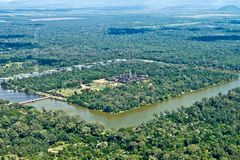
left=1, top=88, right=240, bottom=159
left=1, top=14, right=240, bottom=77
left=0, top=10, right=240, bottom=159
left=4, top=61, right=237, bottom=113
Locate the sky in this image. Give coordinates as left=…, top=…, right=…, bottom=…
left=0, top=0, right=240, bottom=9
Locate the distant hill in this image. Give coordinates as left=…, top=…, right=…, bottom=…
left=218, top=5, right=240, bottom=12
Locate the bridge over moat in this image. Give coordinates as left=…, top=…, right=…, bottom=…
left=19, top=97, right=51, bottom=105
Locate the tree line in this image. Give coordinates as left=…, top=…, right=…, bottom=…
left=0, top=88, right=240, bottom=159
left=3, top=61, right=237, bottom=113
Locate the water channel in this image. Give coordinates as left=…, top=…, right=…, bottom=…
left=0, top=79, right=41, bottom=103
left=1, top=77, right=240, bottom=129
left=29, top=78, right=240, bottom=129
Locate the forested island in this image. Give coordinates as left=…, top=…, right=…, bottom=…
left=3, top=61, right=238, bottom=113
left=1, top=88, right=240, bottom=159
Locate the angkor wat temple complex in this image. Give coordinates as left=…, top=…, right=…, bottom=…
left=106, top=71, right=149, bottom=83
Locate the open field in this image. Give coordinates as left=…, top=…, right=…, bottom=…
left=50, top=79, right=123, bottom=97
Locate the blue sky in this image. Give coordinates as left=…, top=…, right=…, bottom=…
left=0, top=0, right=240, bottom=9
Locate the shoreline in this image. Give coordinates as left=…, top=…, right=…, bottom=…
left=114, top=77, right=239, bottom=115
left=22, top=76, right=239, bottom=115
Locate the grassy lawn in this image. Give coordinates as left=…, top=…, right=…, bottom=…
left=53, top=79, right=123, bottom=97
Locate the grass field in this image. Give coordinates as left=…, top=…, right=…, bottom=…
left=53, top=79, right=122, bottom=97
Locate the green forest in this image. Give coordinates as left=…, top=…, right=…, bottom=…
left=1, top=14, right=240, bottom=78
left=69, top=67, right=237, bottom=113
left=0, top=8, right=240, bottom=160
left=1, top=88, right=240, bottom=159
left=4, top=61, right=237, bottom=113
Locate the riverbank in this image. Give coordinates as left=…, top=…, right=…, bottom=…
left=25, top=75, right=239, bottom=115
left=2, top=71, right=239, bottom=114
left=1, top=59, right=239, bottom=114
left=114, top=76, right=239, bottom=115
left=28, top=77, right=240, bottom=129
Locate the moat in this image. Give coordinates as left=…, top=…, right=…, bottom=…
left=0, top=77, right=238, bottom=129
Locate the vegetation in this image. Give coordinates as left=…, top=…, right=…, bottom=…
left=1, top=13, right=240, bottom=77
left=0, top=9, right=240, bottom=159
left=106, top=27, right=154, bottom=35
left=4, top=61, right=237, bottom=113
left=0, top=62, right=48, bottom=78
left=0, top=42, right=39, bottom=51
left=69, top=66, right=237, bottom=113
left=0, top=34, right=30, bottom=39
left=191, top=35, right=240, bottom=42
left=1, top=88, right=240, bottom=159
